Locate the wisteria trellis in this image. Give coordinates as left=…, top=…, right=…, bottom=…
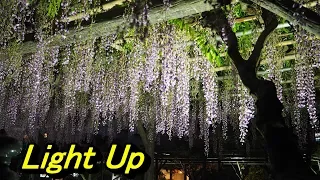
left=0, top=0, right=319, bottom=155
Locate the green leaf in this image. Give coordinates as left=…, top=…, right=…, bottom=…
left=206, top=52, right=212, bottom=60
left=170, top=18, right=224, bottom=67
left=46, top=0, right=62, bottom=19
left=211, top=50, right=216, bottom=59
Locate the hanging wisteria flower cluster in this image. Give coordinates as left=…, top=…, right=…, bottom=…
left=0, top=22, right=233, bottom=154
left=0, top=0, right=32, bottom=47
left=192, top=44, right=219, bottom=155
left=237, top=78, right=255, bottom=143
left=220, top=91, right=231, bottom=140
left=265, top=32, right=284, bottom=103
left=294, top=26, right=318, bottom=128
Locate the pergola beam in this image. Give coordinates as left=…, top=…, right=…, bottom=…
left=16, top=0, right=319, bottom=55
left=212, top=54, right=296, bottom=72
left=234, top=1, right=319, bottom=24
left=18, top=0, right=221, bottom=55
left=249, top=0, right=320, bottom=38
left=215, top=56, right=320, bottom=84
left=216, top=23, right=291, bottom=41
left=61, top=0, right=130, bottom=23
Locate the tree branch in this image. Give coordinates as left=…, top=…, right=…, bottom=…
left=248, top=9, right=278, bottom=72
left=202, top=8, right=279, bottom=94
left=202, top=9, right=259, bottom=93
left=202, top=9, right=243, bottom=66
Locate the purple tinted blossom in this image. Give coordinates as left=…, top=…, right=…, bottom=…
left=128, top=43, right=144, bottom=132
left=0, top=60, right=5, bottom=128
left=295, top=26, right=318, bottom=128
left=189, top=106, right=196, bottom=148
left=174, top=37, right=190, bottom=138
left=238, top=79, right=255, bottom=143
left=159, top=26, right=176, bottom=136
left=144, top=28, right=160, bottom=92
left=201, top=57, right=218, bottom=125
left=227, top=4, right=236, bottom=28
left=221, top=92, right=230, bottom=140
left=91, top=69, right=105, bottom=135
left=63, top=46, right=76, bottom=129
left=7, top=94, right=18, bottom=126
left=265, top=34, right=283, bottom=103
left=35, top=46, right=57, bottom=131
left=27, top=31, right=46, bottom=138
left=306, top=68, right=317, bottom=127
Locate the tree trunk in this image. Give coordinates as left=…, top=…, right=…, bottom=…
left=255, top=81, right=317, bottom=180
left=145, top=143, right=155, bottom=180
left=136, top=119, right=155, bottom=180
left=203, top=7, right=319, bottom=180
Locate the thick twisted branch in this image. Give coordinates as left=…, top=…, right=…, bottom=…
left=248, top=9, right=279, bottom=72
left=202, top=8, right=278, bottom=94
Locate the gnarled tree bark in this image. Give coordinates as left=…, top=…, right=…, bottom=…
left=137, top=119, right=155, bottom=180
left=202, top=7, right=319, bottom=180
